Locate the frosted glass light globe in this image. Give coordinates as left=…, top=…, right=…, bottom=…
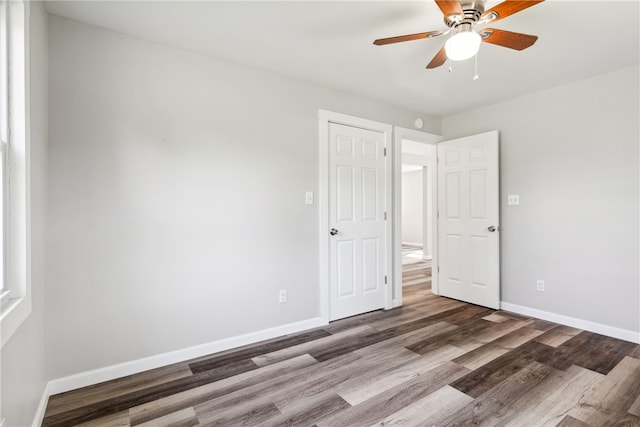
left=445, top=31, right=481, bottom=61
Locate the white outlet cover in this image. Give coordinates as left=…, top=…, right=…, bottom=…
left=305, top=191, right=314, bottom=205
left=508, top=195, right=520, bottom=205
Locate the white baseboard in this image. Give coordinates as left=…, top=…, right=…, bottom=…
left=401, top=241, right=423, bottom=247
left=31, top=382, right=50, bottom=427
left=500, top=301, right=640, bottom=344
left=47, top=316, right=327, bottom=396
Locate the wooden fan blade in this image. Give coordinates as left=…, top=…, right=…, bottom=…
left=480, top=28, right=538, bottom=50
left=426, top=46, right=447, bottom=69
left=435, top=0, right=463, bottom=19
left=481, top=0, right=544, bottom=22
left=374, top=31, right=444, bottom=46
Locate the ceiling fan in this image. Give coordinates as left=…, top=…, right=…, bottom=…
left=373, top=0, right=544, bottom=69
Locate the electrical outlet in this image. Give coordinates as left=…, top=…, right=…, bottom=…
left=536, top=280, right=545, bottom=292
left=279, top=289, right=287, bottom=303
left=508, top=195, right=520, bottom=205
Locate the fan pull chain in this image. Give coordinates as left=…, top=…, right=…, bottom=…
left=448, top=57, right=452, bottom=73
left=473, top=53, right=479, bottom=80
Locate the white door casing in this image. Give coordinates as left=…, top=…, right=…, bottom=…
left=437, top=130, right=500, bottom=309
left=328, top=122, right=387, bottom=320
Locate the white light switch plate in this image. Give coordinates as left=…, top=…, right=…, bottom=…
left=507, top=195, right=520, bottom=206
left=305, top=191, right=314, bottom=205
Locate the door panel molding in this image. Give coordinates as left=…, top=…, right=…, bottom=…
left=328, top=123, right=386, bottom=320
left=319, top=110, right=393, bottom=323
left=437, top=130, right=500, bottom=309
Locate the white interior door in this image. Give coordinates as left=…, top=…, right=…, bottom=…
left=329, top=122, right=387, bottom=320
left=437, top=130, right=500, bottom=309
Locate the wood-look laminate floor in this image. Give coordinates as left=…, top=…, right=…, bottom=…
left=43, top=261, right=640, bottom=427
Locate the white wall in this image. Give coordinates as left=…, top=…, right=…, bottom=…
left=46, top=15, right=440, bottom=380
left=442, top=65, right=640, bottom=335
left=1, top=2, right=48, bottom=425
left=401, top=169, right=423, bottom=245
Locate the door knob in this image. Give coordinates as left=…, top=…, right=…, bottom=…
left=330, top=228, right=339, bottom=236
left=487, top=226, right=497, bottom=232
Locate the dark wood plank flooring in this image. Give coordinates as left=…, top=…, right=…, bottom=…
left=42, top=260, right=640, bottom=426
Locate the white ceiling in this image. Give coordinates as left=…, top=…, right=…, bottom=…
left=44, top=0, right=640, bottom=117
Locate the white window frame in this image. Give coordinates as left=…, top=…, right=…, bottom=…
left=1, top=0, right=32, bottom=349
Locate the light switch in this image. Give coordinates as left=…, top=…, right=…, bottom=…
left=305, top=191, right=314, bottom=205
left=507, top=195, right=520, bottom=206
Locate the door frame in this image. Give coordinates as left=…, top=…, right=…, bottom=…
left=319, top=110, right=393, bottom=324
left=393, top=127, right=442, bottom=307
left=422, top=164, right=432, bottom=260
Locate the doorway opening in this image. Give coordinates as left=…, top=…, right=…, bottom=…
left=392, top=127, right=440, bottom=307
left=400, top=139, right=435, bottom=304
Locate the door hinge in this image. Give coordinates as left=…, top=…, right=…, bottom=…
left=383, top=147, right=387, bottom=157
left=384, top=212, right=387, bottom=220
left=384, top=275, right=388, bottom=284
left=437, top=266, right=440, bottom=273
left=437, top=211, right=439, bottom=219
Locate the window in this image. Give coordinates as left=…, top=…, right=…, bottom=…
left=0, top=0, right=31, bottom=349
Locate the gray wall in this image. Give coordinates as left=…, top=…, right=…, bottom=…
left=442, top=65, right=640, bottom=333
left=1, top=2, right=48, bottom=425
left=46, top=15, right=439, bottom=379
left=7, top=11, right=637, bottom=424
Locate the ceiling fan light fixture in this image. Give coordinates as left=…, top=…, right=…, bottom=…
left=444, top=30, right=481, bottom=61
left=373, top=0, right=545, bottom=70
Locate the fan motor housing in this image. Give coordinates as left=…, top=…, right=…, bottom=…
left=445, top=0, right=485, bottom=27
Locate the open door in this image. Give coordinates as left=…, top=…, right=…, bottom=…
left=437, top=131, right=500, bottom=309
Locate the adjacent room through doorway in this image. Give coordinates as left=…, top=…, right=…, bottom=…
left=400, top=138, right=434, bottom=303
